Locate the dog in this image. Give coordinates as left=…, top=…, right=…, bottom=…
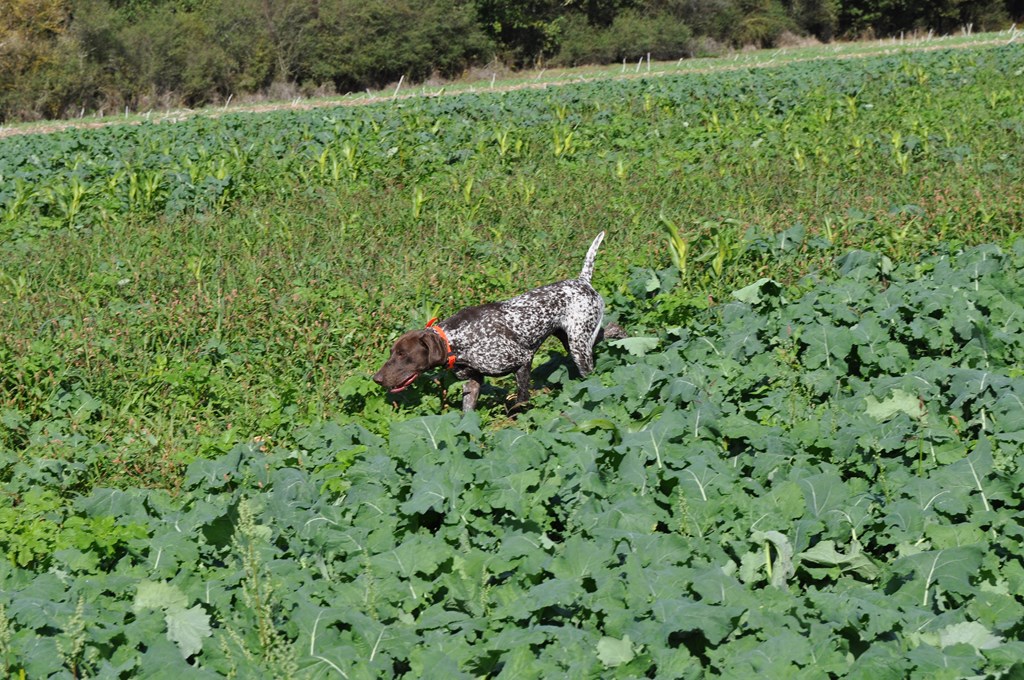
left=373, top=232, right=615, bottom=411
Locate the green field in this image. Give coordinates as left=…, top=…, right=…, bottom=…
left=1, top=38, right=1023, bottom=677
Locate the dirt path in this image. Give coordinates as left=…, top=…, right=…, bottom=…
left=0, top=34, right=1016, bottom=140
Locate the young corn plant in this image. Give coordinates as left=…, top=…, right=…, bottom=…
left=0, top=270, right=28, bottom=301
left=552, top=125, right=575, bottom=157
left=791, top=144, right=808, bottom=172
left=126, top=167, right=166, bottom=213
left=43, top=174, right=90, bottom=227
left=891, top=130, right=912, bottom=175
left=694, top=222, right=744, bottom=282
left=710, top=233, right=731, bottom=279
left=822, top=216, right=844, bottom=245
left=515, top=177, right=537, bottom=206
left=660, top=213, right=689, bottom=279
left=338, top=141, right=359, bottom=180
left=701, top=109, right=722, bottom=134
left=455, top=175, right=484, bottom=228
left=411, top=186, right=428, bottom=220
left=614, top=157, right=628, bottom=180
left=843, top=93, right=860, bottom=120
left=494, top=128, right=514, bottom=158
left=313, top=147, right=334, bottom=180
left=1, top=177, right=35, bottom=225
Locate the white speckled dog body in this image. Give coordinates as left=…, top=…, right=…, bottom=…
left=373, top=232, right=607, bottom=411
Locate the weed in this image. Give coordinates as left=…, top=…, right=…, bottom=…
left=221, top=498, right=299, bottom=677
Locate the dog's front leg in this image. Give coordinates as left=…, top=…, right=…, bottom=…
left=513, top=364, right=532, bottom=408
left=462, top=371, right=484, bottom=411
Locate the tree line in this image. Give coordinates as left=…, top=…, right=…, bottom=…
left=1, top=0, right=1020, bottom=123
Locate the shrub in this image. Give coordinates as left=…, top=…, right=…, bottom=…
left=551, top=10, right=694, bottom=68
left=299, top=0, right=493, bottom=93
left=734, top=4, right=799, bottom=47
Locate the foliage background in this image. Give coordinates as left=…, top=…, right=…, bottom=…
left=1, top=0, right=1022, bottom=122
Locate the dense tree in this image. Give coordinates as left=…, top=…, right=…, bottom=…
left=790, top=0, right=841, bottom=39
left=0, top=0, right=75, bottom=119
left=839, top=0, right=1009, bottom=35
left=298, top=0, right=490, bottom=91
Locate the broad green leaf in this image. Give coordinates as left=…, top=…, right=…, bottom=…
left=74, top=487, right=152, bottom=521
left=613, top=363, right=668, bottom=405
left=982, top=641, right=1024, bottom=671
left=689, top=566, right=754, bottom=608
left=967, top=587, right=1024, bottom=631
left=619, top=557, right=691, bottom=605
left=712, top=628, right=810, bottom=677
left=935, top=621, right=1002, bottom=650
left=865, top=389, right=925, bottom=422
left=904, top=641, right=982, bottom=678
left=751, top=529, right=794, bottom=588
left=650, top=599, right=744, bottom=644
left=799, top=540, right=880, bottom=580
left=648, top=644, right=696, bottom=679
left=928, top=437, right=995, bottom=514
left=378, top=534, right=447, bottom=580
left=807, top=585, right=904, bottom=638
left=505, top=578, right=579, bottom=617
left=798, top=471, right=850, bottom=517
left=134, top=580, right=188, bottom=612
left=134, top=642, right=196, bottom=676
left=801, top=321, right=854, bottom=370
left=619, top=408, right=686, bottom=468
left=731, top=278, right=782, bottom=305
left=483, top=468, right=540, bottom=517
left=407, top=631, right=475, bottom=678
left=992, top=389, right=1024, bottom=431
left=609, top=336, right=661, bottom=356
left=164, top=604, right=211, bottom=658
left=835, top=250, right=893, bottom=280
left=894, top=546, right=985, bottom=606
left=596, top=635, right=638, bottom=668
left=495, top=645, right=545, bottom=678
left=845, top=641, right=910, bottom=680
left=400, top=465, right=459, bottom=515
left=388, top=412, right=477, bottom=464
left=552, top=536, right=606, bottom=577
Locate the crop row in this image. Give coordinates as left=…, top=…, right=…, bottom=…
left=1, top=46, right=1021, bottom=236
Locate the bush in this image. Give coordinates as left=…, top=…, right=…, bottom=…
left=551, top=10, right=694, bottom=68
left=734, top=4, right=799, bottom=47
left=0, top=0, right=78, bottom=121
left=118, top=8, right=234, bottom=106
left=308, top=0, right=493, bottom=92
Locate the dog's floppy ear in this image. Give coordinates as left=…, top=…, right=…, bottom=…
left=418, top=330, right=450, bottom=369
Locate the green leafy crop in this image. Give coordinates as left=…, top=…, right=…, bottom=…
left=1, top=241, right=1022, bottom=677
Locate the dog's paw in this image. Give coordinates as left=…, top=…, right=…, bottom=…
left=601, top=323, right=628, bottom=340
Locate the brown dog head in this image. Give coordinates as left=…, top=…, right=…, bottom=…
left=372, top=329, right=451, bottom=393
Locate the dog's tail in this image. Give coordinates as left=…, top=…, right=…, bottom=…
left=578, top=231, right=605, bottom=283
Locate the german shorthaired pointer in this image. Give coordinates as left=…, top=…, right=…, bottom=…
left=373, top=232, right=612, bottom=411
